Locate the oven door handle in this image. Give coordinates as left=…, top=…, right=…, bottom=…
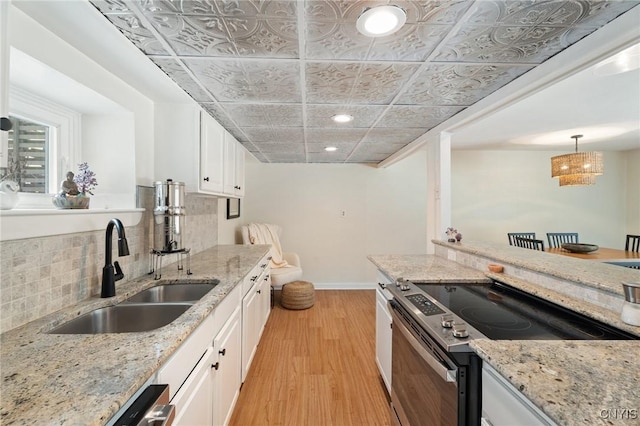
left=392, top=309, right=457, bottom=383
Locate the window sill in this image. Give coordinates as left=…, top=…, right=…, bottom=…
left=0, top=208, right=145, bottom=241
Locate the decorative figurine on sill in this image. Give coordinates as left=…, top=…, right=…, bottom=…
left=60, top=171, right=80, bottom=196
left=446, top=227, right=458, bottom=243
left=53, top=163, right=97, bottom=209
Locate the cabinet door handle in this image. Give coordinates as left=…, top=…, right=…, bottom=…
left=203, top=177, right=210, bottom=182
left=219, top=348, right=226, bottom=356
left=212, top=362, right=219, bottom=370
left=257, top=289, right=261, bottom=294
left=251, top=275, right=258, bottom=282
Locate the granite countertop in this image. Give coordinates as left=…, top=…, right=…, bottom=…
left=367, top=254, right=491, bottom=283
left=471, top=340, right=640, bottom=426
left=369, top=252, right=640, bottom=425
left=433, top=240, right=640, bottom=298
left=0, top=244, right=270, bottom=426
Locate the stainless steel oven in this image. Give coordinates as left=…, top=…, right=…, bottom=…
left=387, top=279, right=637, bottom=426
left=389, top=296, right=480, bottom=426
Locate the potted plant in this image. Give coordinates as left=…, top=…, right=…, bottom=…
left=0, top=156, right=22, bottom=210
left=53, top=162, right=98, bottom=209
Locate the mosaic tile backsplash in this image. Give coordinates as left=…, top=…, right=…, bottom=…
left=0, top=186, right=219, bottom=333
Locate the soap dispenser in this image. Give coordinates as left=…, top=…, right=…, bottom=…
left=621, top=282, right=640, bottom=326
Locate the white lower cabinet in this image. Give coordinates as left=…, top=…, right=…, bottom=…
left=212, top=306, right=242, bottom=426
left=141, top=257, right=273, bottom=426
left=482, top=363, right=556, bottom=426
left=172, top=348, right=215, bottom=426
left=375, top=284, right=392, bottom=394
left=241, top=259, right=271, bottom=382
left=375, top=270, right=393, bottom=394
left=242, top=280, right=261, bottom=383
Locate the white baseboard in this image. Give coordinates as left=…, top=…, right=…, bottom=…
left=272, top=282, right=376, bottom=290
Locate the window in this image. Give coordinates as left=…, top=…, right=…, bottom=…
left=3, top=86, right=80, bottom=196
left=3, top=115, right=51, bottom=193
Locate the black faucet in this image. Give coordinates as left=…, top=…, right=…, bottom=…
left=101, top=218, right=130, bottom=298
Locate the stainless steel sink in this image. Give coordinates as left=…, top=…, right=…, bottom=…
left=123, top=281, right=219, bottom=304
left=48, top=304, right=192, bottom=334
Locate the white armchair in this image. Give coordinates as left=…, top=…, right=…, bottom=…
left=241, top=224, right=303, bottom=288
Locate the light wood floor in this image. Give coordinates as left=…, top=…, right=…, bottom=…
left=229, top=290, right=392, bottom=426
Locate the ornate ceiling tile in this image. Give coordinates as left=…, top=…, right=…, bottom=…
left=254, top=142, right=306, bottom=154
left=97, top=12, right=170, bottom=55
left=306, top=105, right=386, bottom=128
left=264, top=152, right=308, bottom=163
left=305, top=62, right=420, bottom=105
left=397, top=64, right=533, bottom=106
left=220, top=104, right=303, bottom=127
left=228, top=18, right=298, bottom=58
left=200, top=102, right=240, bottom=131
left=151, top=58, right=213, bottom=101
left=361, top=127, right=426, bottom=144
left=184, top=58, right=301, bottom=102
left=145, top=13, right=236, bottom=56
left=89, top=0, right=640, bottom=164
left=377, top=106, right=464, bottom=128
left=435, top=23, right=598, bottom=63
left=306, top=128, right=367, bottom=144
left=241, top=127, right=304, bottom=142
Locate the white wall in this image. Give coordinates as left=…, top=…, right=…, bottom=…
left=625, top=149, right=640, bottom=234
left=241, top=150, right=428, bottom=286
left=451, top=150, right=631, bottom=248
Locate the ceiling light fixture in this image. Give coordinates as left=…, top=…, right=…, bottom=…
left=551, top=135, right=603, bottom=186
left=356, top=5, right=406, bottom=38
left=332, top=114, right=353, bottom=123
left=325, top=146, right=338, bottom=152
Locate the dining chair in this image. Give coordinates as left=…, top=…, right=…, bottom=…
left=514, top=236, right=545, bottom=251
left=546, top=232, right=579, bottom=248
left=507, top=232, right=536, bottom=246
left=625, top=234, right=640, bottom=252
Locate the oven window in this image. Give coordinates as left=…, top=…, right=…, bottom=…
left=392, top=316, right=458, bottom=426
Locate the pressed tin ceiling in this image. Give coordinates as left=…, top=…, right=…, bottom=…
left=89, top=0, right=640, bottom=164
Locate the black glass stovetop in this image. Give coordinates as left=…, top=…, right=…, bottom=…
left=415, top=281, right=635, bottom=341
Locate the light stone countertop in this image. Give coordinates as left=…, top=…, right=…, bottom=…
left=369, top=249, right=640, bottom=426
left=367, top=254, right=491, bottom=283
left=433, top=240, right=640, bottom=298
left=0, top=244, right=271, bottom=426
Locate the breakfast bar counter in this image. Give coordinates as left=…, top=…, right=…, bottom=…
left=371, top=244, right=640, bottom=426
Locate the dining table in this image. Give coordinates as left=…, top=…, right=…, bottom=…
left=546, top=246, right=640, bottom=265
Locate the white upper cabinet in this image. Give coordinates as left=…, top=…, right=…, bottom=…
left=200, top=110, right=224, bottom=194
left=155, top=105, right=245, bottom=197
left=223, top=131, right=245, bottom=198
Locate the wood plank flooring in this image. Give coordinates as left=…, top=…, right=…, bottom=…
left=229, top=290, right=391, bottom=426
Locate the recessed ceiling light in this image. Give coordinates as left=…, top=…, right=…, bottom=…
left=332, top=114, right=353, bottom=123
left=356, top=5, right=407, bottom=38
left=325, top=146, right=338, bottom=152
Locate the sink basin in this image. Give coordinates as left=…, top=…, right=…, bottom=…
left=124, top=282, right=218, bottom=304
left=48, top=304, right=191, bottom=334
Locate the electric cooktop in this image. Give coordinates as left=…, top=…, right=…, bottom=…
left=414, top=281, right=635, bottom=341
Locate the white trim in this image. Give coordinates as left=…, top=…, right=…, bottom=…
left=0, top=1, right=9, bottom=169
left=0, top=208, right=144, bottom=241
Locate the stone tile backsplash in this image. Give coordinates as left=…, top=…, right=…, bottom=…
left=0, top=187, right=219, bottom=333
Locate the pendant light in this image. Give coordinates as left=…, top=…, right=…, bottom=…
left=551, top=135, right=603, bottom=186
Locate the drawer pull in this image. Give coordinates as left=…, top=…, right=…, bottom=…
left=219, top=348, right=226, bottom=356
left=212, top=362, right=219, bottom=370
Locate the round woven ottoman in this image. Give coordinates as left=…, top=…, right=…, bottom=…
left=281, top=281, right=315, bottom=310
